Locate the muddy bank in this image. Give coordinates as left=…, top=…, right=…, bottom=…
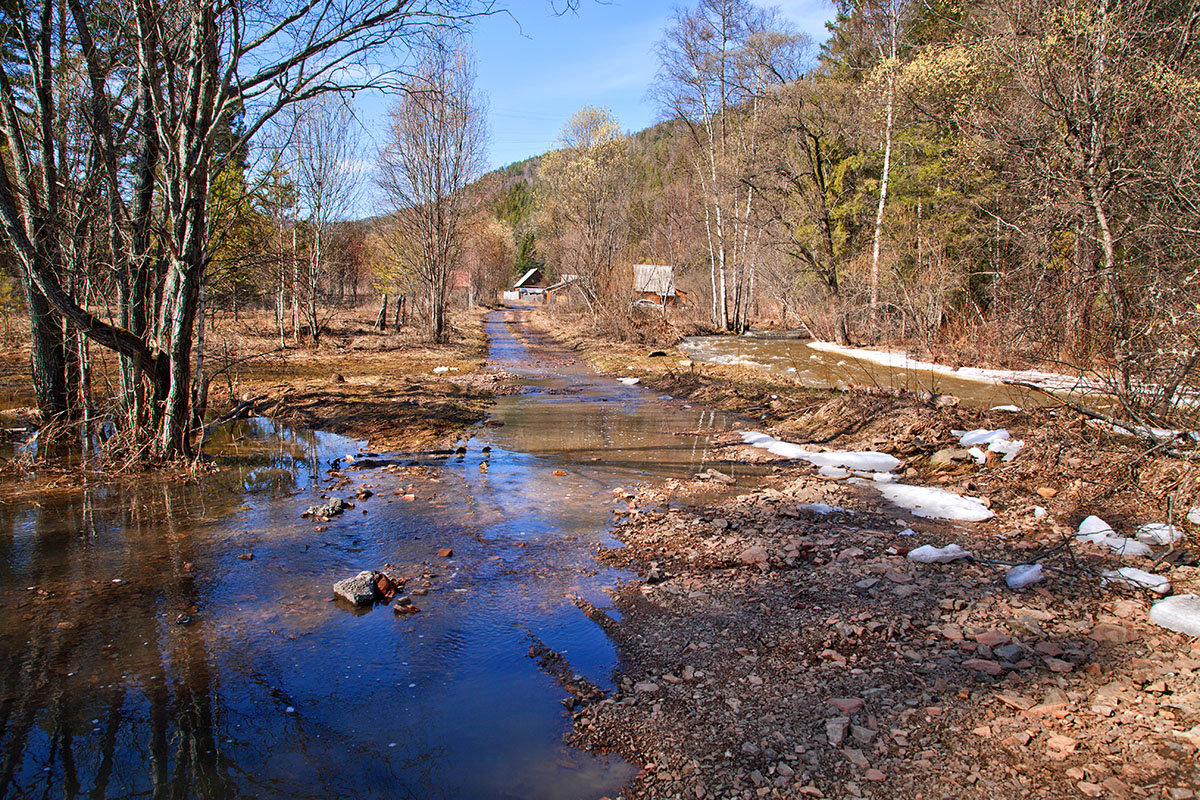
left=211, top=308, right=510, bottom=451
left=520, top=307, right=1200, bottom=798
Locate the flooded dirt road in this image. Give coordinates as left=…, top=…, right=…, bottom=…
left=0, top=309, right=746, bottom=799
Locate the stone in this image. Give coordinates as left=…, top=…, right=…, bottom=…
left=1089, top=622, right=1139, bottom=644
left=851, top=725, right=877, bottom=744
left=303, top=497, right=348, bottom=521
left=829, top=697, right=865, bottom=713
left=1045, top=735, right=1078, bottom=760
left=634, top=681, right=660, bottom=693
left=974, top=630, right=1011, bottom=648
left=1036, top=487, right=1058, bottom=498
left=436, top=547, right=454, bottom=558
left=1078, top=782, right=1103, bottom=797
left=964, top=659, right=1004, bottom=676
left=994, top=643, right=1024, bottom=662
left=1045, top=657, right=1074, bottom=673
left=1034, top=641, right=1064, bottom=657
left=739, top=546, right=769, bottom=565
left=854, top=578, right=880, bottom=590
left=863, top=769, right=886, bottom=782
left=334, top=570, right=380, bottom=606
left=843, top=749, right=869, bottom=769
left=826, top=717, right=850, bottom=746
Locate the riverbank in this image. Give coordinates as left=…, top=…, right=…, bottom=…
left=204, top=306, right=507, bottom=452
left=522, top=305, right=1200, bottom=799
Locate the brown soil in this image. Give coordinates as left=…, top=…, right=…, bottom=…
left=527, top=307, right=1200, bottom=800
left=205, top=307, right=506, bottom=451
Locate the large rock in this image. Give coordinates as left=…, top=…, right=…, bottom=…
left=304, top=497, right=348, bottom=521
left=334, top=570, right=381, bottom=606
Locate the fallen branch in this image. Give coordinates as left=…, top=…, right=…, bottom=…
left=1002, top=379, right=1178, bottom=445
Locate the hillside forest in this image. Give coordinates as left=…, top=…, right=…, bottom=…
left=0, top=0, right=1197, bottom=460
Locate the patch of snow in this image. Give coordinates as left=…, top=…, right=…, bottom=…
left=897, top=527, right=916, bottom=536
left=955, top=428, right=1010, bottom=446
left=1136, top=523, right=1185, bottom=546
left=617, top=377, right=640, bottom=385
left=1189, top=507, right=1200, bottom=525
left=1033, top=506, right=1048, bottom=519
left=876, top=483, right=995, bottom=522
left=432, top=366, right=450, bottom=374
left=818, top=465, right=851, bottom=479
left=1077, top=516, right=1116, bottom=540
left=807, top=341, right=1104, bottom=393
left=1102, top=567, right=1171, bottom=595
left=1150, top=594, right=1200, bottom=637
left=1006, top=564, right=1045, bottom=589
left=953, top=428, right=1023, bottom=461
left=907, top=543, right=972, bottom=563
left=870, top=472, right=895, bottom=483
left=968, top=446, right=987, bottom=465
left=799, top=503, right=852, bottom=515
left=740, top=431, right=901, bottom=473
left=1076, top=516, right=1154, bottom=557
left=991, top=405, right=1022, bottom=412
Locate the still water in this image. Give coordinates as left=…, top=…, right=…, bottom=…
left=0, top=309, right=742, bottom=799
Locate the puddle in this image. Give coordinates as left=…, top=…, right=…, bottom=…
left=0, top=309, right=748, bottom=799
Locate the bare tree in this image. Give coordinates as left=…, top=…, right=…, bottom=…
left=0, top=0, right=488, bottom=459
left=653, top=0, right=804, bottom=332
left=294, top=96, right=364, bottom=344
left=378, top=41, right=487, bottom=342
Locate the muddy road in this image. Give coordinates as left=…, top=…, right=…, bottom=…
left=0, top=308, right=750, bottom=800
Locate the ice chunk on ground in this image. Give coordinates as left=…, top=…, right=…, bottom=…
left=819, top=465, right=851, bottom=479
left=1189, top=506, right=1200, bottom=525
left=1033, top=506, right=1048, bottom=518
left=956, top=428, right=1011, bottom=447
left=968, top=447, right=987, bottom=465
left=799, top=503, right=852, bottom=515
left=990, top=405, right=1022, bottom=412
left=988, top=438, right=1024, bottom=460
left=1076, top=516, right=1153, bottom=557
left=907, top=543, right=971, bottom=563
left=617, top=377, right=640, bottom=385
left=1077, top=516, right=1116, bottom=541
left=953, top=428, right=1023, bottom=461
left=740, top=431, right=902, bottom=472
left=897, top=527, right=916, bottom=536
left=1102, top=567, right=1171, bottom=595
left=876, top=483, right=995, bottom=521
left=1137, top=523, right=1185, bottom=545
left=432, top=366, right=450, bottom=374
left=1006, top=564, right=1045, bottom=589
left=1150, top=594, right=1200, bottom=637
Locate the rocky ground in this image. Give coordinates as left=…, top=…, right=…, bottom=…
left=525, top=308, right=1200, bottom=799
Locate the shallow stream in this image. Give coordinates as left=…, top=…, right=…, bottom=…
left=0, top=309, right=746, bottom=799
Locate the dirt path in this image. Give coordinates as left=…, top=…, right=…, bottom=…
left=514, top=312, right=1200, bottom=799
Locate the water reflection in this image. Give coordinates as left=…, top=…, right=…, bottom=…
left=0, top=311, right=753, bottom=800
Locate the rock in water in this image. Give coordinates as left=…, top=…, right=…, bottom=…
left=1150, top=594, right=1200, bottom=637
left=303, top=497, right=348, bottom=521
left=334, top=570, right=381, bottom=606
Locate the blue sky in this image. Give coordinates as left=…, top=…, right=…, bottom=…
left=473, top=0, right=836, bottom=168
left=357, top=0, right=835, bottom=176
